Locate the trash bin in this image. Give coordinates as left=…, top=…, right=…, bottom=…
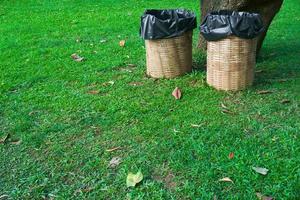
left=140, top=9, right=197, bottom=78
left=200, top=11, right=264, bottom=91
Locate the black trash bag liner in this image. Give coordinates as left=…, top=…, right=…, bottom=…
left=200, top=10, right=264, bottom=41
left=140, top=9, right=197, bottom=40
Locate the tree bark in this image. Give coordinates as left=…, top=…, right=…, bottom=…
left=198, top=0, right=284, bottom=54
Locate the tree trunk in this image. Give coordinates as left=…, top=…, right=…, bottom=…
left=198, top=0, right=284, bottom=54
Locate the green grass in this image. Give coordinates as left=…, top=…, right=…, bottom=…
left=0, top=0, right=299, bottom=199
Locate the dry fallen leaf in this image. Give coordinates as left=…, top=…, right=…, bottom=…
left=106, top=146, right=121, bottom=152
left=252, top=167, right=269, bottom=175
left=88, top=90, right=99, bottom=95
left=0, top=134, right=10, bottom=144
left=109, top=157, right=122, bottom=168
left=257, top=90, right=273, bottom=95
left=119, top=40, right=126, bottom=47
left=256, top=192, right=274, bottom=200
left=126, top=171, right=143, bottom=187
left=281, top=99, right=291, bottom=104
left=228, top=152, right=234, bottom=159
left=172, top=87, right=182, bottom=100
left=219, top=177, right=234, bottom=183
left=71, top=53, right=84, bottom=62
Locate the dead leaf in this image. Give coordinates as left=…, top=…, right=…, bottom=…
left=252, top=167, right=269, bottom=175
left=257, top=90, right=273, bottom=95
left=172, top=87, right=182, bottom=100
left=228, top=152, right=234, bottom=159
left=128, top=82, right=143, bottom=87
left=71, top=53, right=84, bottom=62
left=109, top=157, right=122, bottom=168
left=256, top=192, right=274, bottom=200
left=280, top=99, right=291, bottom=104
left=119, top=40, right=126, bottom=47
left=219, top=177, right=234, bottom=183
left=88, top=90, right=99, bottom=95
left=106, top=146, right=121, bottom=152
left=126, top=171, right=143, bottom=187
left=0, top=134, right=10, bottom=144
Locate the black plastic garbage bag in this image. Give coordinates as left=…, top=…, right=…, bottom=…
left=140, top=9, right=197, bottom=40
left=200, top=10, right=264, bottom=41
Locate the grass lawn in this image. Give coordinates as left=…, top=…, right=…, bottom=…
left=1, top=0, right=300, bottom=199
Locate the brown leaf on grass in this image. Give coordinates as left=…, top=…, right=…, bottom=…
left=219, top=177, right=234, bottom=183
left=252, top=167, right=269, bottom=175
left=228, top=152, right=234, bottom=159
left=172, top=87, right=182, bottom=100
left=109, top=157, right=122, bottom=168
left=71, top=53, right=84, bottom=62
left=106, top=146, right=121, bottom=152
left=257, top=90, right=273, bottom=95
left=88, top=90, right=99, bottom=95
left=256, top=192, right=274, bottom=200
left=281, top=99, right=291, bottom=104
left=0, top=134, right=10, bottom=144
left=128, top=82, right=143, bottom=87
left=119, top=40, right=126, bottom=47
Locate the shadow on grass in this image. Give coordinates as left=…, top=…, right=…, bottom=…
left=254, top=40, right=300, bottom=86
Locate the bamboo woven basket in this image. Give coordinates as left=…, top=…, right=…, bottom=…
left=145, top=31, right=193, bottom=78
left=207, top=36, right=257, bottom=91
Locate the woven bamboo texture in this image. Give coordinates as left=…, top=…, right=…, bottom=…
left=207, top=36, right=257, bottom=91
left=145, top=31, right=193, bottom=78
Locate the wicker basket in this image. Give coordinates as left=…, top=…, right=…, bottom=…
left=145, top=31, right=193, bottom=78
left=207, top=36, right=257, bottom=91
